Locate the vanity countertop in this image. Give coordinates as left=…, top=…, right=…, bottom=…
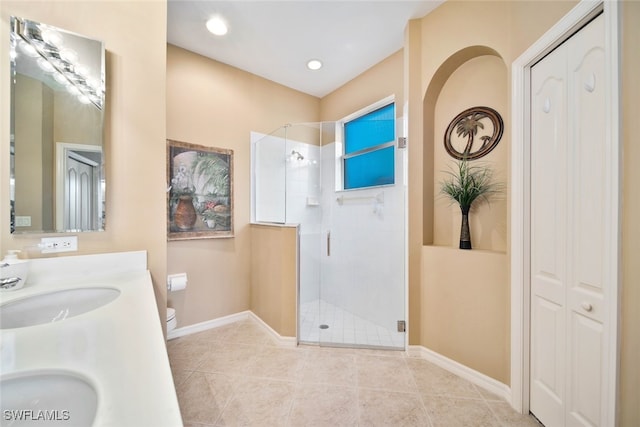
left=0, top=252, right=182, bottom=426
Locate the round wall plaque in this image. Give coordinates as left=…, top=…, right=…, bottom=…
left=444, top=106, right=504, bottom=160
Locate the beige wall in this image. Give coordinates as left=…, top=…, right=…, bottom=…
left=425, top=50, right=510, bottom=384
left=250, top=224, right=297, bottom=337
left=620, top=2, right=640, bottom=425
left=407, top=0, right=577, bottom=384
left=14, top=75, right=46, bottom=231
left=166, top=45, right=319, bottom=328
left=432, top=55, right=508, bottom=251
left=321, top=49, right=404, bottom=121
left=423, top=246, right=508, bottom=382
left=407, top=0, right=638, bottom=423
left=1, top=1, right=168, bottom=327
left=2, top=2, right=636, bottom=422
left=54, top=90, right=102, bottom=146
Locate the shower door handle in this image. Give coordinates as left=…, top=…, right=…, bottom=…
left=327, top=231, right=331, bottom=256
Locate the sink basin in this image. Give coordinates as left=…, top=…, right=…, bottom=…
left=0, top=287, right=120, bottom=329
left=1, top=372, right=97, bottom=426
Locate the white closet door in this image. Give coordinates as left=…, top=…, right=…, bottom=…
left=565, top=14, right=606, bottom=427
left=530, top=38, right=568, bottom=427
left=530, top=14, right=606, bottom=427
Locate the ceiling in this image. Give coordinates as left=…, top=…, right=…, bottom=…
left=167, top=1, right=443, bottom=98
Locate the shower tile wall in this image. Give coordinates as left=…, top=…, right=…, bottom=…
left=283, top=141, right=321, bottom=233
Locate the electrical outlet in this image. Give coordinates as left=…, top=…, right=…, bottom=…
left=40, top=236, right=78, bottom=253
left=15, top=216, right=31, bottom=227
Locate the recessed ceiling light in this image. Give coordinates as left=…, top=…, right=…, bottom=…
left=307, top=59, right=322, bottom=71
left=206, top=17, right=228, bottom=36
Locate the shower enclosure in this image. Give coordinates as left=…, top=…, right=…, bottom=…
left=252, top=121, right=406, bottom=349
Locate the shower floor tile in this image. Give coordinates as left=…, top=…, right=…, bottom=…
left=299, top=299, right=405, bottom=348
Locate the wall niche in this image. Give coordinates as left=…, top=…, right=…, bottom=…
left=423, top=47, right=508, bottom=253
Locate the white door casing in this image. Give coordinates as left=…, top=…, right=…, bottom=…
left=510, top=1, right=620, bottom=426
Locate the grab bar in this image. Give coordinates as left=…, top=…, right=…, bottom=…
left=327, top=231, right=331, bottom=257
left=336, top=192, right=384, bottom=206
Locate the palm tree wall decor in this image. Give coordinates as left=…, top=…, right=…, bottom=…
left=444, top=106, right=503, bottom=160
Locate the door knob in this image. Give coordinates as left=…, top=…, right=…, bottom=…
left=581, top=302, right=593, bottom=312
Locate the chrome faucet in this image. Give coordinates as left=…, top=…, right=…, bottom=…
left=1, top=262, right=22, bottom=289
left=0, top=276, right=22, bottom=289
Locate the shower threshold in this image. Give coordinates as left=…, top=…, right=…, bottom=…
left=298, top=299, right=405, bottom=349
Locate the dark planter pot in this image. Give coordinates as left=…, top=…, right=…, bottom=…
left=459, top=205, right=472, bottom=250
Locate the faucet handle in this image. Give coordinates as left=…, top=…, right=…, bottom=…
left=0, top=277, right=22, bottom=289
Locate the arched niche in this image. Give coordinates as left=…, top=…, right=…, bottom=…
left=422, top=46, right=508, bottom=252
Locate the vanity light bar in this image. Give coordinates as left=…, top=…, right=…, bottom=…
left=11, top=18, right=104, bottom=110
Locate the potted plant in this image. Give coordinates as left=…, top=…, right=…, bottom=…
left=200, top=200, right=218, bottom=228
left=440, top=157, right=501, bottom=249
left=199, top=199, right=231, bottom=229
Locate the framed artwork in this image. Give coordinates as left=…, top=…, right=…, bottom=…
left=167, top=139, right=234, bottom=240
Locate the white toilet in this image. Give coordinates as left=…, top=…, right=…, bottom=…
left=167, top=307, right=177, bottom=332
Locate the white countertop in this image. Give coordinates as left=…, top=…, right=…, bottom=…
left=0, top=252, right=182, bottom=427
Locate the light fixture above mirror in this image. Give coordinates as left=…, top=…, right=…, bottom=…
left=10, top=17, right=104, bottom=110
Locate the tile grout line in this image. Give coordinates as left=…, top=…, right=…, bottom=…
left=405, top=355, right=436, bottom=427
left=354, top=351, right=363, bottom=425
left=171, top=316, right=528, bottom=426
left=476, top=384, right=508, bottom=427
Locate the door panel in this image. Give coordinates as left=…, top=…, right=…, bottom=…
left=567, top=15, right=606, bottom=315
left=530, top=14, right=606, bottom=427
left=566, top=14, right=606, bottom=427
left=530, top=40, right=568, bottom=427
left=532, top=296, right=565, bottom=396
left=568, top=313, right=603, bottom=427
left=65, top=155, right=95, bottom=230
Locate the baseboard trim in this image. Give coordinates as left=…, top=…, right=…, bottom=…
left=167, top=311, right=251, bottom=340
left=407, top=345, right=511, bottom=402
left=247, top=312, right=297, bottom=347
left=167, top=310, right=297, bottom=347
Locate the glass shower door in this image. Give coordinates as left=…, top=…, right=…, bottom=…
left=316, top=120, right=406, bottom=349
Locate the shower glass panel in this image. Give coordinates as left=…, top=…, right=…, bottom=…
left=254, top=126, right=287, bottom=223
left=253, top=121, right=405, bottom=350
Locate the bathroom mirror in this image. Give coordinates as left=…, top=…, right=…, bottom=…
left=9, top=16, right=105, bottom=233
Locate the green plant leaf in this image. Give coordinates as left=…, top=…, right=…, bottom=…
left=439, top=157, right=502, bottom=209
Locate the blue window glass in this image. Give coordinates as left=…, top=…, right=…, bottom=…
left=343, top=103, right=395, bottom=190
left=344, top=104, right=395, bottom=154
left=344, top=146, right=394, bottom=189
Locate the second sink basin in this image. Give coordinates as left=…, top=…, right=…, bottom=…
left=1, top=371, right=97, bottom=426
left=0, top=287, right=120, bottom=329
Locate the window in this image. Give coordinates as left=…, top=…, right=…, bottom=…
left=343, top=102, right=395, bottom=190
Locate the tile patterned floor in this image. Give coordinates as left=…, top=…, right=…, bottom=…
left=299, top=299, right=405, bottom=348
left=168, top=318, right=541, bottom=427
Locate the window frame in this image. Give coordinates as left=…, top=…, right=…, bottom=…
left=337, top=96, right=396, bottom=192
